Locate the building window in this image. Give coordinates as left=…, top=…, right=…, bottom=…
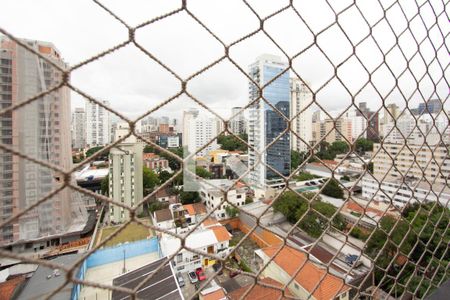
left=176, top=253, right=183, bottom=263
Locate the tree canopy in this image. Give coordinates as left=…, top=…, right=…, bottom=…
left=86, top=146, right=109, bottom=159
left=143, top=167, right=160, bottom=196
left=217, top=133, right=248, bottom=152
left=196, top=166, right=212, bottom=179
left=321, top=178, right=344, bottom=199
left=273, top=191, right=345, bottom=238
left=291, top=150, right=308, bottom=170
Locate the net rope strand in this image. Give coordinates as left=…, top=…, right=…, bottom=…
left=0, top=0, right=448, bottom=299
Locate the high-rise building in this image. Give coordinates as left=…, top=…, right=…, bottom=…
left=314, top=117, right=352, bottom=145
left=357, top=102, right=379, bottom=141
left=72, top=107, right=85, bottom=150
left=185, top=112, right=220, bottom=157
left=248, top=54, right=290, bottom=188
left=108, top=123, right=144, bottom=223
left=345, top=107, right=367, bottom=142
left=85, top=99, right=111, bottom=147
left=230, top=107, right=246, bottom=135
left=290, top=79, right=312, bottom=152
left=417, top=99, right=443, bottom=115
left=182, top=108, right=199, bottom=148
left=0, top=37, right=87, bottom=245
left=362, top=142, right=450, bottom=208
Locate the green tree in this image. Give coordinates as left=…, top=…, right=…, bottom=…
left=295, top=172, right=318, bottom=181
left=341, top=175, right=350, bottom=181
left=85, top=146, right=108, bottom=159
left=101, top=175, right=109, bottom=196
left=148, top=201, right=169, bottom=213
left=291, top=150, right=309, bottom=170
left=217, top=133, right=248, bottom=152
left=355, top=138, right=374, bottom=153
left=245, top=196, right=253, bottom=204
left=180, top=191, right=199, bottom=204
left=321, top=178, right=344, bottom=199
left=329, top=141, right=349, bottom=154
left=196, top=166, right=212, bottom=179
left=225, top=206, right=239, bottom=218
left=143, top=167, right=160, bottom=196
left=158, top=170, right=172, bottom=184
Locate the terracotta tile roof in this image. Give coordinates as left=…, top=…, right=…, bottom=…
left=211, top=225, right=232, bottom=242
left=202, top=218, right=220, bottom=227
left=345, top=200, right=384, bottom=217
left=201, top=287, right=226, bottom=300
left=143, top=153, right=159, bottom=160
left=183, top=203, right=207, bottom=215
left=228, top=278, right=293, bottom=300
left=0, top=275, right=26, bottom=300
left=262, top=245, right=350, bottom=300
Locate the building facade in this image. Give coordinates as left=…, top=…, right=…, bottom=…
left=0, top=37, right=87, bottom=245
left=184, top=109, right=219, bottom=157
left=85, top=99, right=111, bottom=147
left=230, top=107, right=246, bottom=135
left=290, top=78, right=312, bottom=152
left=345, top=107, right=367, bottom=142
left=199, top=179, right=247, bottom=220
left=248, top=54, right=291, bottom=188
left=108, top=123, right=144, bottom=223
left=71, top=107, right=85, bottom=150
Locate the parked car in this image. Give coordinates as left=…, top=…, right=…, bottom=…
left=195, top=267, right=206, bottom=281
left=176, top=272, right=185, bottom=287
left=188, top=271, right=198, bottom=283
left=305, top=182, right=311, bottom=186
left=213, top=263, right=223, bottom=275
left=229, top=270, right=239, bottom=278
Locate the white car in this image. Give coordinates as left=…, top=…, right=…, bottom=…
left=188, top=271, right=198, bottom=284
left=176, top=272, right=185, bottom=287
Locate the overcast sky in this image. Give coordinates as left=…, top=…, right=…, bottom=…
left=1, top=0, right=448, bottom=122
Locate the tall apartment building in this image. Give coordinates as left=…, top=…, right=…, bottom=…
left=85, top=99, right=111, bottom=147
left=312, top=117, right=352, bottom=145
left=108, top=123, right=144, bottom=223
left=182, top=108, right=199, bottom=148
left=72, top=107, right=85, bottom=150
left=290, top=78, right=312, bottom=152
left=344, top=107, right=367, bottom=141
left=248, top=55, right=290, bottom=188
left=357, top=102, right=379, bottom=141
left=185, top=113, right=220, bottom=157
left=417, top=99, right=443, bottom=115
left=0, top=37, right=87, bottom=245
left=230, top=107, right=246, bottom=135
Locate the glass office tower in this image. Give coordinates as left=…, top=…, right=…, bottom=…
left=248, top=54, right=290, bottom=188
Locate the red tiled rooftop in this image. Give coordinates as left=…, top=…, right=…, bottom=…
left=228, top=278, right=293, bottom=300
left=262, top=245, right=350, bottom=300
left=0, top=275, right=26, bottom=300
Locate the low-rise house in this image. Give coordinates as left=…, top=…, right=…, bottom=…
left=143, top=153, right=171, bottom=172
left=152, top=208, right=173, bottom=230
left=199, top=286, right=227, bottom=300
left=160, top=224, right=232, bottom=272
left=183, top=203, right=207, bottom=224
left=152, top=203, right=208, bottom=230
left=199, top=179, right=247, bottom=220
left=255, top=245, right=351, bottom=300
left=152, top=188, right=178, bottom=203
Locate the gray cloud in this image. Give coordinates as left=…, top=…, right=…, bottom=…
left=1, top=0, right=448, bottom=121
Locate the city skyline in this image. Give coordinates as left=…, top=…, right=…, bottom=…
left=2, top=1, right=449, bottom=121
